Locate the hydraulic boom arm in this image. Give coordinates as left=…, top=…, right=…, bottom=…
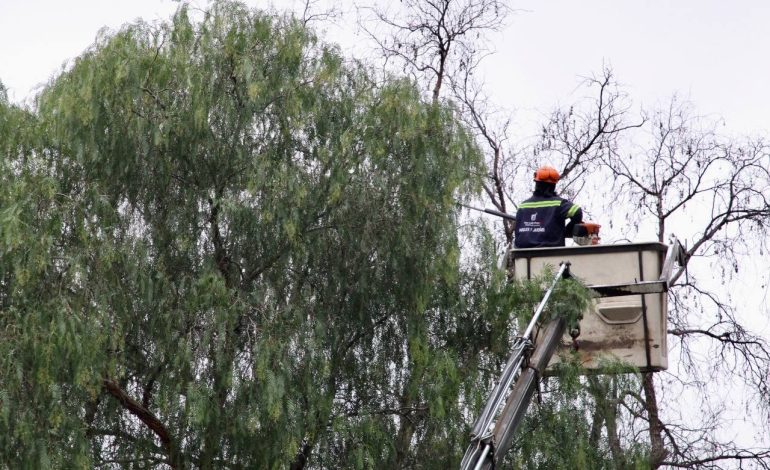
left=460, top=263, right=571, bottom=470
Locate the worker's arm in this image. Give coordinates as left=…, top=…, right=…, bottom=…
left=563, top=202, right=583, bottom=238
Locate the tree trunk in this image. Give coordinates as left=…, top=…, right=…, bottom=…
left=432, top=52, right=447, bottom=103
left=642, top=372, right=667, bottom=467
left=605, top=400, right=624, bottom=468
left=394, top=414, right=416, bottom=468
left=290, top=442, right=313, bottom=470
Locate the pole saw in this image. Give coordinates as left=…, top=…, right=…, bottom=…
left=458, top=202, right=516, bottom=221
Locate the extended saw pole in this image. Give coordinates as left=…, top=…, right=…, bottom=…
left=458, top=202, right=517, bottom=222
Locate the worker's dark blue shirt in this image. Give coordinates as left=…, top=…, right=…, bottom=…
left=514, top=195, right=582, bottom=248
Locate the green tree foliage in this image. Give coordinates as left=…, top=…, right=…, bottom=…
left=507, top=360, right=650, bottom=470
left=0, top=2, right=495, bottom=468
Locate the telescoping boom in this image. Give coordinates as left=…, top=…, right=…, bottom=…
left=460, top=262, right=572, bottom=470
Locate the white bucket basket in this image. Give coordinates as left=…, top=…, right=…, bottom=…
left=511, top=242, right=669, bottom=372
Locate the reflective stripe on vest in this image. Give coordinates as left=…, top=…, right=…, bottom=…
left=518, top=200, right=562, bottom=209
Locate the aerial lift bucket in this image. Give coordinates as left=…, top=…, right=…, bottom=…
left=511, top=239, right=685, bottom=372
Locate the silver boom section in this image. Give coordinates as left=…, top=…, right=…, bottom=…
left=460, top=262, right=570, bottom=470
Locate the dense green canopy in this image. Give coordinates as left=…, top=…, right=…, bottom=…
left=0, top=2, right=640, bottom=469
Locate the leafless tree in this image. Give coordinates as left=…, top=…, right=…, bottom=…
left=450, top=67, right=520, bottom=243
left=360, top=3, right=641, bottom=245
left=533, top=68, right=644, bottom=198
left=603, top=97, right=770, bottom=468
left=296, top=0, right=341, bottom=27
left=358, top=0, right=508, bottom=103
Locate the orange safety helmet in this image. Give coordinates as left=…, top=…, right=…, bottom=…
left=533, top=165, right=560, bottom=184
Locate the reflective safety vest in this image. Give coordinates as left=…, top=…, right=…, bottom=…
left=514, top=195, right=582, bottom=248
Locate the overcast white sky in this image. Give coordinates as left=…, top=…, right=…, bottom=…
left=2, top=0, right=770, bottom=138
left=496, top=1, right=770, bottom=136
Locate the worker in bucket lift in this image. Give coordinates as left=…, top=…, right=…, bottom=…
left=513, top=166, right=583, bottom=248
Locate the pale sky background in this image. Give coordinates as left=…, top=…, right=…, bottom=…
left=2, top=0, right=770, bottom=138
left=495, top=1, right=770, bottom=136
left=1, top=0, right=769, bottom=452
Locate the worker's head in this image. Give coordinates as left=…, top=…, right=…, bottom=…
left=533, top=165, right=559, bottom=195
